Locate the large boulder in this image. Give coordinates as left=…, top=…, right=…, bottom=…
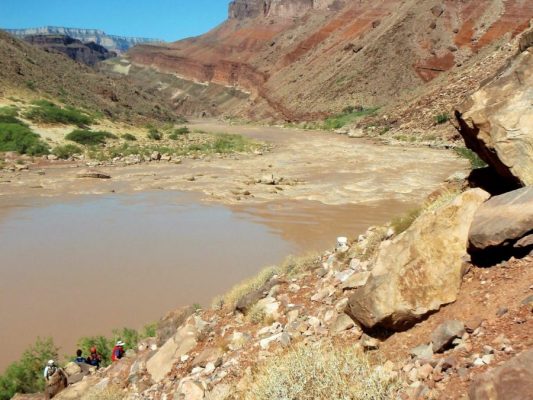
left=156, top=305, right=194, bottom=347
left=469, top=350, right=533, bottom=399
left=469, top=186, right=533, bottom=254
left=347, top=189, right=490, bottom=330
left=455, top=42, right=533, bottom=186
left=146, top=317, right=200, bottom=382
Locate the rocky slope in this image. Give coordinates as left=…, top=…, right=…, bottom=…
left=5, top=27, right=160, bottom=53
left=126, top=0, right=533, bottom=126
left=21, top=31, right=532, bottom=400
left=23, top=34, right=116, bottom=66
left=0, top=31, right=175, bottom=123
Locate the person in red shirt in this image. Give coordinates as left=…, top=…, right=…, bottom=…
left=111, top=340, right=126, bottom=362
left=86, top=346, right=102, bottom=369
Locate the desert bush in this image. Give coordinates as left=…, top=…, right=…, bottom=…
left=217, top=266, right=278, bottom=310
left=424, top=188, right=462, bottom=213
left=454, top=147, right=487, bottom=169
left=278, top=253, right=321, bottom=277
left=323, top=107, right=379, bottom=130
left=247, top=341, right=401, bottom=400
left=174, top=126, right=190, bottom=135
left=212, top=133, right=252, bottom=153
left=0, top=337, right=59, bottom=400
left=0, top=122, right=50, bottom=155
left=390, top=208, right=421, bottom=235
left=77, top=335, right=113, bottom=367
left=435, top=113, right=450, bottom=124
left=121, top=133, right=137, bottom=141
left=246, top=302, right=267, bottom=324
left=147, top=128, right=163, bottom=141
left=25, top=100, right=93, bottom=126
left=141, top=323, right=157, bottom=338
left=52, top=144, right=82, bottom=159
left=66, top=129, right=117, bottom=145
left=77, top=326, right=153, bottom=368
left=0, top=106, right=20, bottom=123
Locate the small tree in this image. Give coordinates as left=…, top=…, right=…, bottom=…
left=0, top=337, right=59, bottom=400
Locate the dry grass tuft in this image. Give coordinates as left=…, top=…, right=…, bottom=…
left=212, top=253, right=320, bottom=311
left=213, top=265, right=278, bottom=310
left=247, top=341, right=401, bottom=400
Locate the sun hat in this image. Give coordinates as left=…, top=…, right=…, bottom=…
left=116, top=340, right=125, bottom=346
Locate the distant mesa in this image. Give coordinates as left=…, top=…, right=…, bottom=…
left=22, top=34, right=117, bottom=66
left=3, top=26, right=162, bottom=53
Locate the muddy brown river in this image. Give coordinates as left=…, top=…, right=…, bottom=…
left=0, top=122, right=467, bottom=370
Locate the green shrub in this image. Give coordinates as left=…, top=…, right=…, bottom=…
left=0, top=122, right=49, bottom=155
left=66, top=129, right=117, bottom=145
left=0, top=105, right=19, bottom=118
left=52, top=144, right=83, bottom=159
left=77, top=335, right=113, bottom=368
left=323, top=107, right=379, bottom=130
left=77, top=326, right=152, bottom=368
left=175, top=126, right=190, bottom=135
left=247, top=341, right=401, bottom=400
left=212, top=133, right=252, bottom=153
left=25, top=100, right=93, bottom=126
left=25, top=80, right=36, bottom=91
left=454, top=147, right=487, bottom=169
left=0, top=337, right=59, bottom=400
left=435, top=113, right=450, bottom=124
left=121, top=133, right=137, bottom=141
left=147, top=128, right=163, bottom=141
left=141, top=323, right=157, bottom=338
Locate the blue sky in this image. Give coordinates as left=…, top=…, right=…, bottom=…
left=0, top=0, right=229, bottom=41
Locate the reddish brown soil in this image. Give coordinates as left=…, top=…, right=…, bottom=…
left=380, top=254, right=533, bottom=398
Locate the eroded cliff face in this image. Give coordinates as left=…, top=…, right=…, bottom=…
left=128, top=0, right=533, bottom=122
left=229, top=0, right=341, bottom=19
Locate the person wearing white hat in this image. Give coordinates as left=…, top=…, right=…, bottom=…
left=43, top=359, right=57, bottom=381
left=111, top=340, right=126, bottom=362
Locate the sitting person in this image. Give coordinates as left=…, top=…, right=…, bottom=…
left=74, top=349, right=86, bottom=363
left=111, top=340, right=126, bottom=362
left=86, top=346, right=102, bottom=369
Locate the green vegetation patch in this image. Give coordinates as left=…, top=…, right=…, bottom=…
left=25, top=100, right=93, bottom=126
left=323, top=106, right=379, bottom=130
left=189, top=133, right=258, bottom=154
left=454, top=147, right=487, bottom=169
left=390, top=208, right=421, bottom=235
left=147, top=128, right=163, bottom=141
left=52, top=144, right=83, bottom=159
left=66, top=129, right=117, bottom=145
left=77, top=325, right=155, bottom=369
left=0, top=338, right=58, bottom=400
left=121, top=133, right=137, bottom=141
left=0, top=121, right=50, bottom=155
left=435, top=113, right=450, bottom=125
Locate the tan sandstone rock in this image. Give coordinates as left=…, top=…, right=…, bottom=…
left=147, top=317, right=199, bottom=382
left=347, top=188, right=490, bottom=330
left=469, top=186, right=533, bottom=252
left=455, top=43, right=533, bottom=186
